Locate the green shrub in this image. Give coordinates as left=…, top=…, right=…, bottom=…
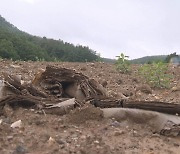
left=138, top=62, right=172, bottom=88
left=115, top=53, right=131, bottom=73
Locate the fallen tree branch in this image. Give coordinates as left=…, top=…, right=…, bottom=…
left=90, top=99, right=180, bottom=115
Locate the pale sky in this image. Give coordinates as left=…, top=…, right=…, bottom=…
left=0, top=0, right=180, bottom=59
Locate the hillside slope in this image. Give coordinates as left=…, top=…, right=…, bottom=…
left=0, top=15, right=98, bottom=62
left=130, top=55, right=167, bottom=64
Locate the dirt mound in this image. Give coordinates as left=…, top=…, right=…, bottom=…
left=65, top=104, right=103, bottom=125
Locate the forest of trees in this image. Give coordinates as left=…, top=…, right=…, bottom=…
left=0, top=15, right=99, bottom=62
left=130, top=55, right=167, bottom=64
left=130, top=53, right=180, bottom=64
left=1, top=15, right=179, bottom=64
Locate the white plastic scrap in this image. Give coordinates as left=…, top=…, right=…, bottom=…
left=0, top=119, right=2, bottom=124
left=10, top=120, right=22, bottom=128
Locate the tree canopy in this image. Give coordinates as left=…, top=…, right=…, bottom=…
left=164, top=52, right=179, bottom=63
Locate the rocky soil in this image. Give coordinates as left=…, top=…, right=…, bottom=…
left=0, top=60, right=180, bottom=154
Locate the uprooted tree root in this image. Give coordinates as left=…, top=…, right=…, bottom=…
left=0, top=65, right=108, bottom=115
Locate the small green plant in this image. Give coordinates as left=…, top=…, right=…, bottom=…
left=115, top=53, right=131, bottom=73
left=138, top=62, right=172, bottom=88
left=35, top=56, right=45, bottom=61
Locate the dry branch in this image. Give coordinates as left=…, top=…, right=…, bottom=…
left=90, top=99, right=180, bottom=115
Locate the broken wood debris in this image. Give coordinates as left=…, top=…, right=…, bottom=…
left=90, top=99, right=180, bottom=115
left=0, top=65, right=180, bottom=116
left=32, top=66, right=107, bottom=100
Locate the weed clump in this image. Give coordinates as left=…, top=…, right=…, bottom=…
left=138, top=62, right=172, bottom=88
left=115, top=53, right=131, bottom=74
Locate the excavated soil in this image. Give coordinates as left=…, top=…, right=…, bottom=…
left=0, top=60, right=180, bottom=154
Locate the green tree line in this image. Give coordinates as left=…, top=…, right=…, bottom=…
left=0, top=15, right=99, bottom=62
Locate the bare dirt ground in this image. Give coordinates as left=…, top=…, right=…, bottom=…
left=0, top=60, right=180, bottom=154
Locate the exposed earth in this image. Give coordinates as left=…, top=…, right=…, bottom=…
left=0, top=60, right=180, bottom=154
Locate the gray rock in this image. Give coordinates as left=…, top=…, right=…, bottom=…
left=111, top=121, right=121, bottom=127
left=13, top=145, right=27, bottom=154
